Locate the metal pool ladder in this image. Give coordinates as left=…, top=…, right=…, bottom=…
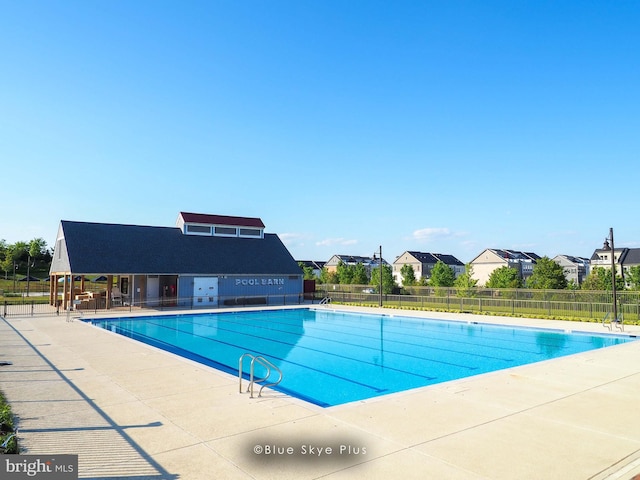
left=238, top=353, right=283, bottom=398
left=602, top=312, right=624, bottom=332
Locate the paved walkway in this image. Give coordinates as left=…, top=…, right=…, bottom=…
left=2, top=306, right=640, bottom=479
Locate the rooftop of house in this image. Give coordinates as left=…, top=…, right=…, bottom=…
left=397, top=251, right=464, bottom=266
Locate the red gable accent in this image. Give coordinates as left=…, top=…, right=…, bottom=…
left=179, top=212, right=265, bottom=228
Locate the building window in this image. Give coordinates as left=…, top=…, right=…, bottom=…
left=214, top=226, right=237, bottom=236
left=186, top=225, right=211, bottom=234
left=239, top=228, right=261, bottom=237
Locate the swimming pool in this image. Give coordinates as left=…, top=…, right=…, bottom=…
left=89, top=309, right=635, bottom=407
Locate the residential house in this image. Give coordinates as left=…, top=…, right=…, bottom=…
left=552, top=255, right=590, bottom=285
left=590, top=240, right=640, bottom=287
left=392, top=251, right=465, bottom=285
left=470, top=249, right=541, bottom=286
left=325, top=255, right=375, bottom=273
left=324, top=254, right=388, bottom=281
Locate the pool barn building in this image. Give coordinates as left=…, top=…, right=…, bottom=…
left=49, top=212, right=303, bottom=310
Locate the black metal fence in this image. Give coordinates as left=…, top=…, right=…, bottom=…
left=2, top=293, right=316, bottom=318
left=5, top=285, right=639, bottom=324
left=317, top=284, right=640, bottom=323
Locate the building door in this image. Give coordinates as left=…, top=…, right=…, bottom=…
left=147, top=276, right=160, bottom=307
left=193, top=277, right=218, bottom=307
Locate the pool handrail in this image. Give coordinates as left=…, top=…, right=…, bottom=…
left=238, top=353, right=283, bottom=398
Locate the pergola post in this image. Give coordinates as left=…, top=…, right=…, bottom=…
left=49, top=275, right=55, bottom=305
left=107, top=275, right=113, bottom=309
left=62, top=274, right=69, bottom=311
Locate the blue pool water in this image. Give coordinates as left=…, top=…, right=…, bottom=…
left=89, top=309, right=635, bottom=407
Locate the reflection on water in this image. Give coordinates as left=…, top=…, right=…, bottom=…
left=535, top=331, right=567, bottom=357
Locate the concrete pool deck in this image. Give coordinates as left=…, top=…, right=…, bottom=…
left=2, top=305, right=640, bottom=479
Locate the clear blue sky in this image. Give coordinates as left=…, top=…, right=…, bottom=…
left=1, top=1, right=639, bottom=264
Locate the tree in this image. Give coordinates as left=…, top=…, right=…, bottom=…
left=429, top=261, right=455, bottom=287
left=400, top=264, right=416, bottom=287
left=13, top=241, right=28, bottom=264
left=454, top=263, right=478, bottom=296
left=581, top=266, right=624, bottom=291
left=352, top=262, right=369, bottom=284
left=319, top=267, right=338, bottom=284
left=0, top=238, right=51, bottom=281
left=336, top=260, right=354, bottom=284
left=1, top=246, right=12, bottom=279
left=28, top=238, right=47, bottom=259
left=625, top=266, right=640, bottom=290
left=566, top=279, right=580, bottom=291
left=4, top=242, right=26, bottom=274
left=370, top=264, right=395, bottom=294
left=486, top=266, right=522, bottom=288
left=526, top=256, right=567, bottom=290
left=298, top=262, right=316, bottom=280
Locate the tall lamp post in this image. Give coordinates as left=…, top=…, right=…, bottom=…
left=26, top=255, right=34, bottom=297
left=373, top=245, right=383, bottom=307
left=607, top=228, right=618, bottom=322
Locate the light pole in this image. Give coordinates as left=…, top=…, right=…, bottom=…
left=606, top=228, right=618, bottom=322
left=26, top=256, right=35, bottom=297
left=373, top=245, right=383, bottom=307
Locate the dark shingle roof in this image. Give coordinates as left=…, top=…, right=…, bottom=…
left=622, top=248, right=640, bottom=265
left=494, top=249, right=539, bottom=262
left=405, top=251, right=463, bottom=266
left=432, top=253, right=464, bottom=266
left=53, top=220, right=300, bottom=275
left=298, top=260, right=326, bottom=269
left=406, top=251, right=438, bottom=263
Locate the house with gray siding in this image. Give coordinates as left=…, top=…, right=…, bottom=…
left=553, top=255, right=590, bottom=285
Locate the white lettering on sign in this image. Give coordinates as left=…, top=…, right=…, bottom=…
left=235, top=278, right=285, bottom=286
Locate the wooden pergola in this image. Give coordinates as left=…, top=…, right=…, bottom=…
left=49, top=273, right=120, bottom=311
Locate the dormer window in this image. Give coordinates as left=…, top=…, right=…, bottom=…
left=186, top=225, right=212, bottom=235
left=214, top=226, right=237, bottom=236
left=177, top=212, right=265, bottom=239
left=239, top=228, right=261, bottom=237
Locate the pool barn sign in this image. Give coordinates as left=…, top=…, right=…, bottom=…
left=235, top=277, right=285, bottom=287
left=49, top=212, right=303, bottom=310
